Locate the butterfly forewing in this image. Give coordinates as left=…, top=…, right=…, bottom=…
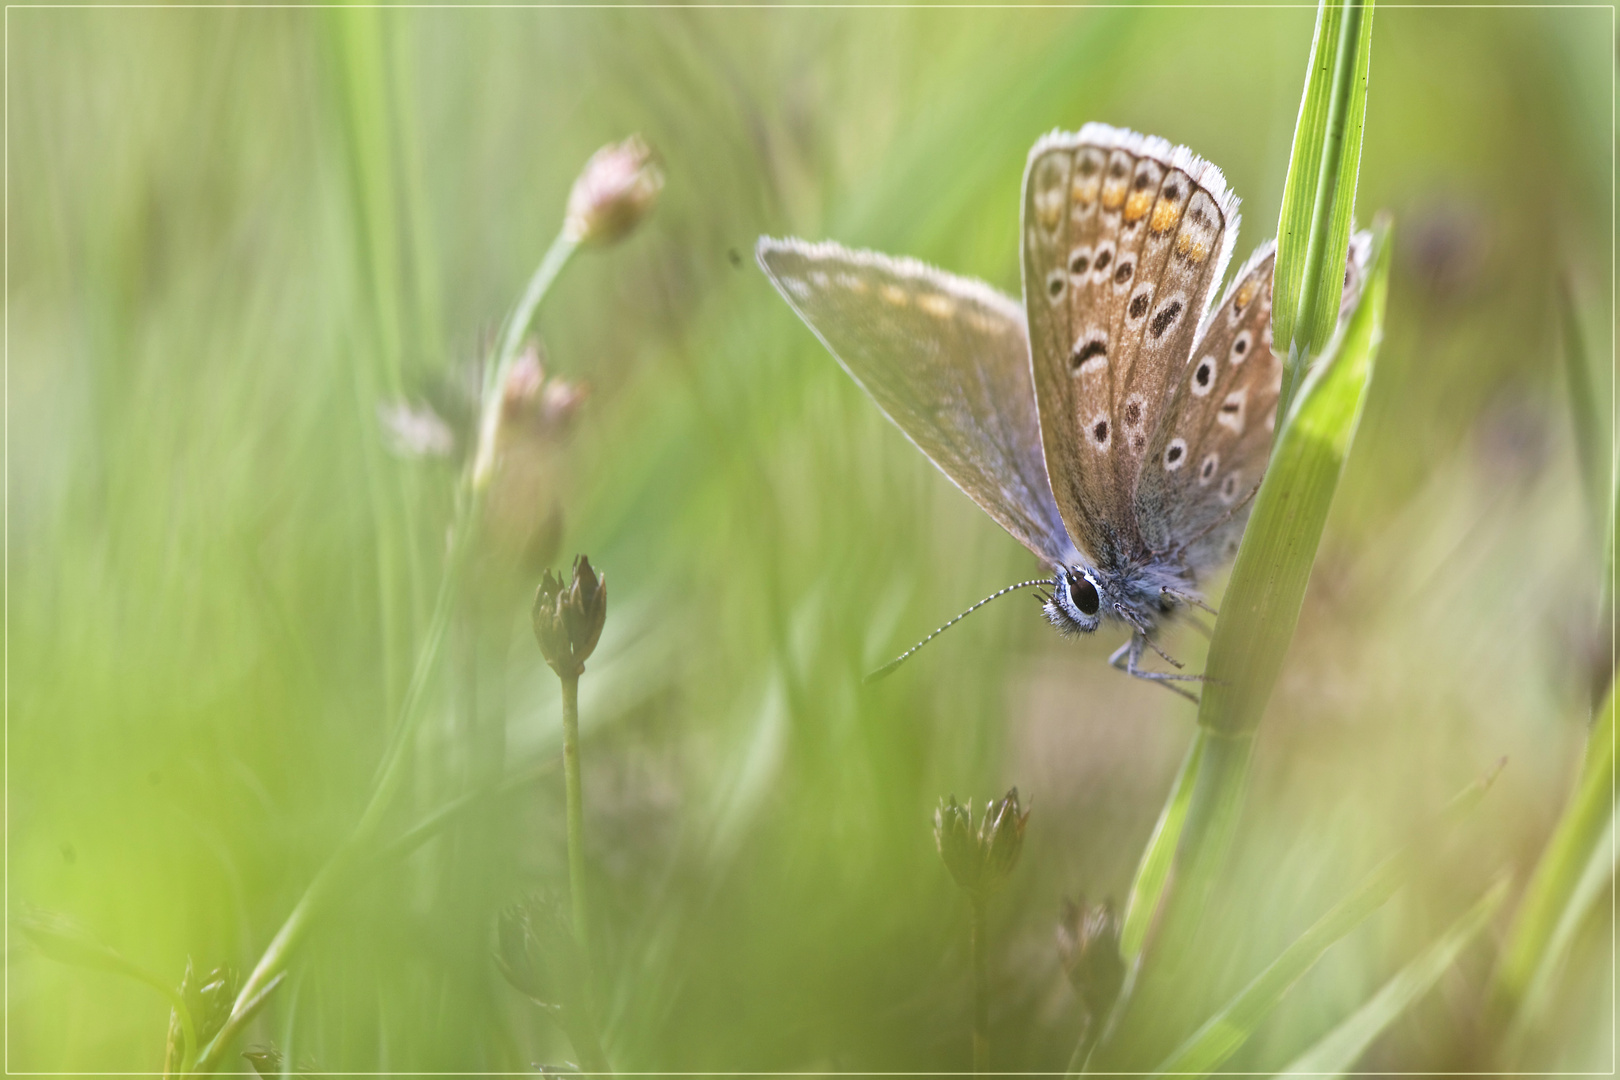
left=1022, top=124, right=1240, bottom=566
left=757, top=237, right=1077, bottom=568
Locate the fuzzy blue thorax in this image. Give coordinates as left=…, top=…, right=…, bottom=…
left=1043, top=553, right=1199, bottom=639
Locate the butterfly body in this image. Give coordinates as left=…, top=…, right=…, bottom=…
left=758, top=124, right=1367, bottom=693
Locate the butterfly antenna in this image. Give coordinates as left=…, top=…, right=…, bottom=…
left=864, top=579, right=1050, bottom=684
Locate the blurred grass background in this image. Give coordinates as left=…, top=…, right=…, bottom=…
left=6, top=4, right=1614, bottom=1073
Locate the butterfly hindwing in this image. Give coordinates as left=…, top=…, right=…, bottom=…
left=757, top=237, right=1077, bottom=568
left=1134, top=232, right=1374, bottom=572
left=1022, top=124, right=1240, bottom=566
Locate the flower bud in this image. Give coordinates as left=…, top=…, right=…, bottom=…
left=498, top=342, right=590, bottom=443
left=980, top=788, right=1029, bottom=884
left=166, top=960, right=238, bottom=1072
left=502, top=344, right=547, bottom=417
left=1056, top=897, right=1126, bottom=1021
left=532, top=555, right=607, bottom=677
left=934, top=796, right=982, bottom=893
left=563, top=136, right=663, bottom=246
left=377, top=399, right=456, bottom=459
left=243, top=1044, right=317, bottom=1076
left=933, top=788, right=1029, bottom=898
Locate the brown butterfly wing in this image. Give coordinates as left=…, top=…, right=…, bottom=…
left=757, top=237, right=1078, bottom=568
left=1022, top=125, right=1240, bottom=567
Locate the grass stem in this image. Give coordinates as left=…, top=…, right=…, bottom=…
left=970, top=896, right=988, bottom=1075
left=191, top=218, right=579, bottom=1071
left=562, top=672, right=591, bottom=960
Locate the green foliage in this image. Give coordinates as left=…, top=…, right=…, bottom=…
left=1493, top=687, right=1616, bottom=1022
left=1152, top=767, right=1502, bottom=1078
left=1277, top=878, right=1507, bottom=1077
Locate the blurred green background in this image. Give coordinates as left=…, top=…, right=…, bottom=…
left=7, top=4, right=1614, bottom=1073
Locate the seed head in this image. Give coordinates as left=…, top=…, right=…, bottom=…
left=1056, top=897, right=1126, bottom=1020
left=167, top=960, right=239, bottom=1073
left=532, top=555, right=607, bottom=677
left=563, top=135, right=664, bottom=246
left=933, top=788, right=1029, bottom=897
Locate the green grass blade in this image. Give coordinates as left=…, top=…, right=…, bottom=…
left=1275, top=0, right=1377, bottom=420
left=1299, top=0, right=1375, bottom=361
left=1492, top=685, right=1616, bottom=1015
left=1151, top=853, right=1406, bottom=1076
left=1558, top=275, right=1604, bottom=540
left=1102, top=224, right=1391, bottom=1066
left=1271, top=0, right=1342, bottom=355
left=1120, top=730, right=1205, bottom=961
left=1276, top=878, right=1509, bottom=1078
left=1146, top=754, right=1500, bottom=1080
left=1508, top=810, right=1615, bottom=1048
left=1201, top=218, right=1390, bottom=738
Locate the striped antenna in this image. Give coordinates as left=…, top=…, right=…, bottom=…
left=864, top=579, right=1051, bottom=684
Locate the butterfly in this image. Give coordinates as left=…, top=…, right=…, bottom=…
left=758, top=124, right=1368, bottom=698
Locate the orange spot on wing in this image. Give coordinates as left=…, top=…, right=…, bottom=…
left=1149, top=200, right=1181, bottom=234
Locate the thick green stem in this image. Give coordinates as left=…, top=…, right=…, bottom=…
left=970, top=896, right=989, bottom=1075
left=1099, top=734, right=1255, bottom=1065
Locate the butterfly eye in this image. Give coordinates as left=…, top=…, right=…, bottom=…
left=1069, top=572, right=1101, bottom=616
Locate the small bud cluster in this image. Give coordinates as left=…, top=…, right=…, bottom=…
left=500, top=343, right=590, bottom=443
left=1056, top=897, right=1126, bottom=1022
left=532, top=555, right=608, bottom=677
left=563, top=135, right=664, bottom=247
left=933, top=788, right=1029, bottom=898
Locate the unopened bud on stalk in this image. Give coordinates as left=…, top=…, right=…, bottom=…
left=933, top=789, right=1029, bottom=897
left=1056, top=897, right=1125, bottom=1021
left=167, top=961, right=239, bottom=1074
left=532, top=555, right=607, bottom=677
left=563, top=135, right=664, bottom=246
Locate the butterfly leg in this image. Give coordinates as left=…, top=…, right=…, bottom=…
left=1114, top=633, right=1203, bottom=704
left=1161, top=587, right=1218, bottom=618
